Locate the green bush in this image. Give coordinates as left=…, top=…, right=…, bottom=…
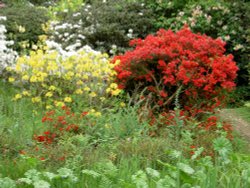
left=50, top=0, right=156, bottom=54
left=0, top=4, right=49, bottom=54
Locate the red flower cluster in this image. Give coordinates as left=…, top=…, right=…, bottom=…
left=34, top=106, right=88, bottom=144
left=112, top=27, right=238, bottom=114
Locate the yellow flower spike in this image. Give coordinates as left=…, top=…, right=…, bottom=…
left=18, top=25, right=26, bottom=33
left=83, top=87, right=90, bottom=92
left=13, top=94, right=22, bottom=100
left=22, top=91, right=31, bottom=96
left=100, top=97, right=106, bottom=101
left=89, top=92, right=97, bottom=98
left=46, top=105, right=53, bottom=110
left=76, top=73, right=81, bottom=78
left=32, top=110, right=38, bottom=115
left=95, top=112, right=102, bottom=117
left=48, top=85, right=56, bottom=91
left=82, top=75, right=89, bottom=80
left=106, top=88, right=111, bottom=93
left=8, top=77, right=15, bottom=83
left=111, top=89, right=121, bottom=96
left=45, top=92, right=53, bottom=97
left=75, top=89, right=83, bottom=94
left=120, top=102, right=126, bottom=107
left=110, top=83, right=118, bottom=89
left=90, top=109, right=96, bottom=113
left=77, top=80, right=84, bottom=85
left=64, top=97, right=72, bottom=103
left=6, top=67, right=12, bottom=71
left=30, top=76, right=38, bottom=83
left=31, top=97, right=41, bottom=103
left=114, top=59, right=121, bottom=65
left=21, top=75, right=29, bottom=81
left=55, top=101, right=65, bottom=107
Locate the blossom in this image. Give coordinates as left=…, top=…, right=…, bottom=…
left=64, top=97, right=72, bottom=103
left=89, top=92, right=97, bottom=97
left=13, top=94, right=22, bottom=100
left=8, top=77, right=15, bottom=82
left=45, top=92, right=53, bottom=97
left=112, top=27, right=238, bottom=114
left=32, top=97, right=41, bottom=103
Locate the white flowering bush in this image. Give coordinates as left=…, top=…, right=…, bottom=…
left=49, top=0, right=156, bottom=54
left=0, top=16, right=17, bottom=76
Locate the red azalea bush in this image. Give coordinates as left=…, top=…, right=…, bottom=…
left=112, top=27, right=238, bottom=116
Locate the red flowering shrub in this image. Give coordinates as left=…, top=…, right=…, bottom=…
left=34, top=106, right=88, bottom=144
left=113, top=27, right=238, bottom=115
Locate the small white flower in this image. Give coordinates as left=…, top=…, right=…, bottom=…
left=224, top=35, right=230, bottom=41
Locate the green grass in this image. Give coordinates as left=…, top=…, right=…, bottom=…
left=233, top=107, right=250, bottom=124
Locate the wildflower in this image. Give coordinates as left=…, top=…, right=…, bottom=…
left=89, top=92, right=97, bottom=97
left=45, top=92, right=53, bottom=97
left=49, top=85, right=56, bottom=91
left=94, top=112, right=102, bottom=117
left=110, top=83, right=118, bottom=89
left=55, top=101, right=65, bottom=107
left=64, top=97, right=72, bottom=103
left=100, top=97, right=106, bottom=101
left=120, top=102, right=126, bottom=107
left=75, top=89, right=83, bottom=94
left=22, top=75, right=29, bottom=81
left=8, top=77, right=15, bottom=82
left=90, top=109, right=96, bottom=113
left=13, top=94, right=22, bottom=100
left=46, top=105, right=53, bottom=110
left=22, top=90, right=31, bottom=96
left=111, top=89, right=121, bottom=96
left=83, top=87, right=90, bottom=91
left=18, top=25, right=26, bottom=33
left=31, top=97, right=41, bottom=103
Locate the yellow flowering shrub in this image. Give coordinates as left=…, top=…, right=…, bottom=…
left=9, top=47, right=121, bottom=108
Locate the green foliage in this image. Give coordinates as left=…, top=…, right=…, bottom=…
left=0, top=4, right=49, bottom=54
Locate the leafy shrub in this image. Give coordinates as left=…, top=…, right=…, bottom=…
left=8, top=45, right=120, bottom=108
left=0, top=4, right=49, bottom=54
left=146, top=0, right=250, bottom=87
left=48, top=0, right=84, bottom=20
left=50, top=0, right=156, bottom=54
left=112, top=27, right=238, bottom=116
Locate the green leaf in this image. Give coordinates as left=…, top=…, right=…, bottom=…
left=145, top=168, right=160, bottom=179
left=177, top=163, right=195, bottom=175
left=132, top=170, right=148, bottom=188
left=0, top=177, right=16, bottom=188
left=33, top=180, right=50, bottom=188
left=18, top=178, right=32, bottom=184
left=156, top=175, right=176, bottom=188
left=43, top=172, right=57, bottom=181
left=191, top=147, right=204, bottom=160
left=82, top=169, right=101, bottom=178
